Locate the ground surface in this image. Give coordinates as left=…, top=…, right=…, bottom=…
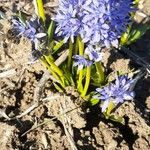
left=0, top=0, right=150, bottom=150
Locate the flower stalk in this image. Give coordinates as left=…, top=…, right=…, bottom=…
left=81, top=66, right=91, bottom=97
left=77, top=36, right=84, bottom=92
left=44, top=55, right=65, bottom=86
left=68, top=38, right=73, bottom=70
left=95, top=62, right=105, bottom=84
left=75, top=37, right=79, bottom=55
left=104, top=101, right=115, bottom=118
left=37, top=0, right=46, bottom=22
left=40, top=57, right=64, bottom=87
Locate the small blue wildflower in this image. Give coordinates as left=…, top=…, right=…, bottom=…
left=12, top=17, right=46, bottom=41
left=95, top=75, right=135, bottom=112
left=11, top=17, right=26, bottom=36
left=12, top=17, right=47, bottom=62
left=73, top=55, right=93, bottom=70
left=85, top=45, right=103, bottom=62
left=25, top=17, right=46, bottom=41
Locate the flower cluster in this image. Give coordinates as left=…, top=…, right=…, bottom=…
left=12, top=17, right=46, bottom=42
left=55, top=0, right=133, bottom=47
left=95, top=75, right=135, bottom=112
left=54, top=0, right=85, bottom=43
left=12, top=17, right=47, bottom=62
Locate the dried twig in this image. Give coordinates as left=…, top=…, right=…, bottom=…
left=21, top=106, right=79, bottom=136
left=14, top=49, right=69, bottom=118
left=55, top=49, right=69, bottom=66
left=0, top=69, right=16, bottom=78
left=15, top=94, right=61, bottom=119
left=33, top=71, right=50, bottom=102
left=59, top=100, right=78, bottom=150
left=0, top=108, right=11, bottom=120
left=16, top=103, right=39, bottom=119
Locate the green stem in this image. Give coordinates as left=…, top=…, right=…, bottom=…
left=81, top=66, right=91, bottom=97
left=37, top=0, right=45, bottom=22
left=44, top=56, right=64, bottom=77
left=43, top=55, right=65, bottom=86
left=53, top=40, right=64, bottom=53
left=104, top=101, right=115, bottom=119
left=40, top=57, right=62, bottom=84
left=67, top=38, right=73, bottom=70
left=77, top=70, right=83, bottom=92
left=47, top=20, right=55, bottom=42
left=78, top=36, right=84, bottom=55
left=77, top=36, right=84, bottom=92
left=106, top=101, right=115, bottom=116
left=74, top=37, right=79, bottom=55
left=95, top=62, right=105, bottom=84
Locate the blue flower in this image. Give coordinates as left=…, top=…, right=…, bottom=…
left=11, top=17, right=26, bottom=36
left=55, top=0, right=134, bottom=47
left=81, top=0, right=134, bottom=47
left=12, top=17, right=47, bottom=62
left=25, top=17, right=46, bottom=41
left=73, top=55, right=93, bottom=70
left=12, top=17, right=46, bottom=42
left=95, top=75, right=135, bottom=112
left=85, top=45, right=103, bottom=62
left=54, top=0, right=84, bottom=43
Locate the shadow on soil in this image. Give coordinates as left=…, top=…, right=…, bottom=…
left=80, top=105, right=138, bottom=150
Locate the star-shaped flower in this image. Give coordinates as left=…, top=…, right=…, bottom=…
left=94, top=75, right=135, bottom=112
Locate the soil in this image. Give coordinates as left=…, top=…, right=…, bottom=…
left=0, top=0, right=150, bottom=150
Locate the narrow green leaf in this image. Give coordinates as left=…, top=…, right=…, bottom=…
left=127, top=24, right=150, bottom=44
left=53, top=40, right=64, bottom=53
left=105, top=101, right=115, bottom=116
left=18, top=11, right=27, bottom=26
left=121, top=23, right=150, bottom=46
left=134, top=0, right=140, bottom=5
left=37, top=0, right=45, bottom=22
left=53, top=82, right=64, bottom=92
left=47, top=21, right=55, bottom=42
left=90, top=98, right=99, bottom=106
left=109, top=115, right=125, bottom=124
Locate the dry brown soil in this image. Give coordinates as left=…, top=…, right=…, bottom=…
left=0, top=0, right=150, bottom=150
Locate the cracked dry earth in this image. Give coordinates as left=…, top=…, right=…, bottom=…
left=0, top=0, right=150, bottom=150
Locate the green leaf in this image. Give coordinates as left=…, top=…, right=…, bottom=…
left=105, top=101, right=115, bottom=116
left=61, top=64, right=75, bottom=86
left=109, top=115, right=125, bottom=125
left=18, top=11, right=27, bottom=26
left=53, top=40, right=64, bottom=53
left=36, top=0, right=46, bottom=22
left=53, top=82, right=64, bottom=92
left=91, top=70, right=103, bottom=86
left=47, top=21, right=55, bottom=42
left=133, top=0, right=140, bottom=5
left=128, top=24, right=150, bottom=44
left=103, top=112, right=125, bottom=124
left=121, top=23, right=150, bottom=46
left=90, top=98, right=99, bottom=106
